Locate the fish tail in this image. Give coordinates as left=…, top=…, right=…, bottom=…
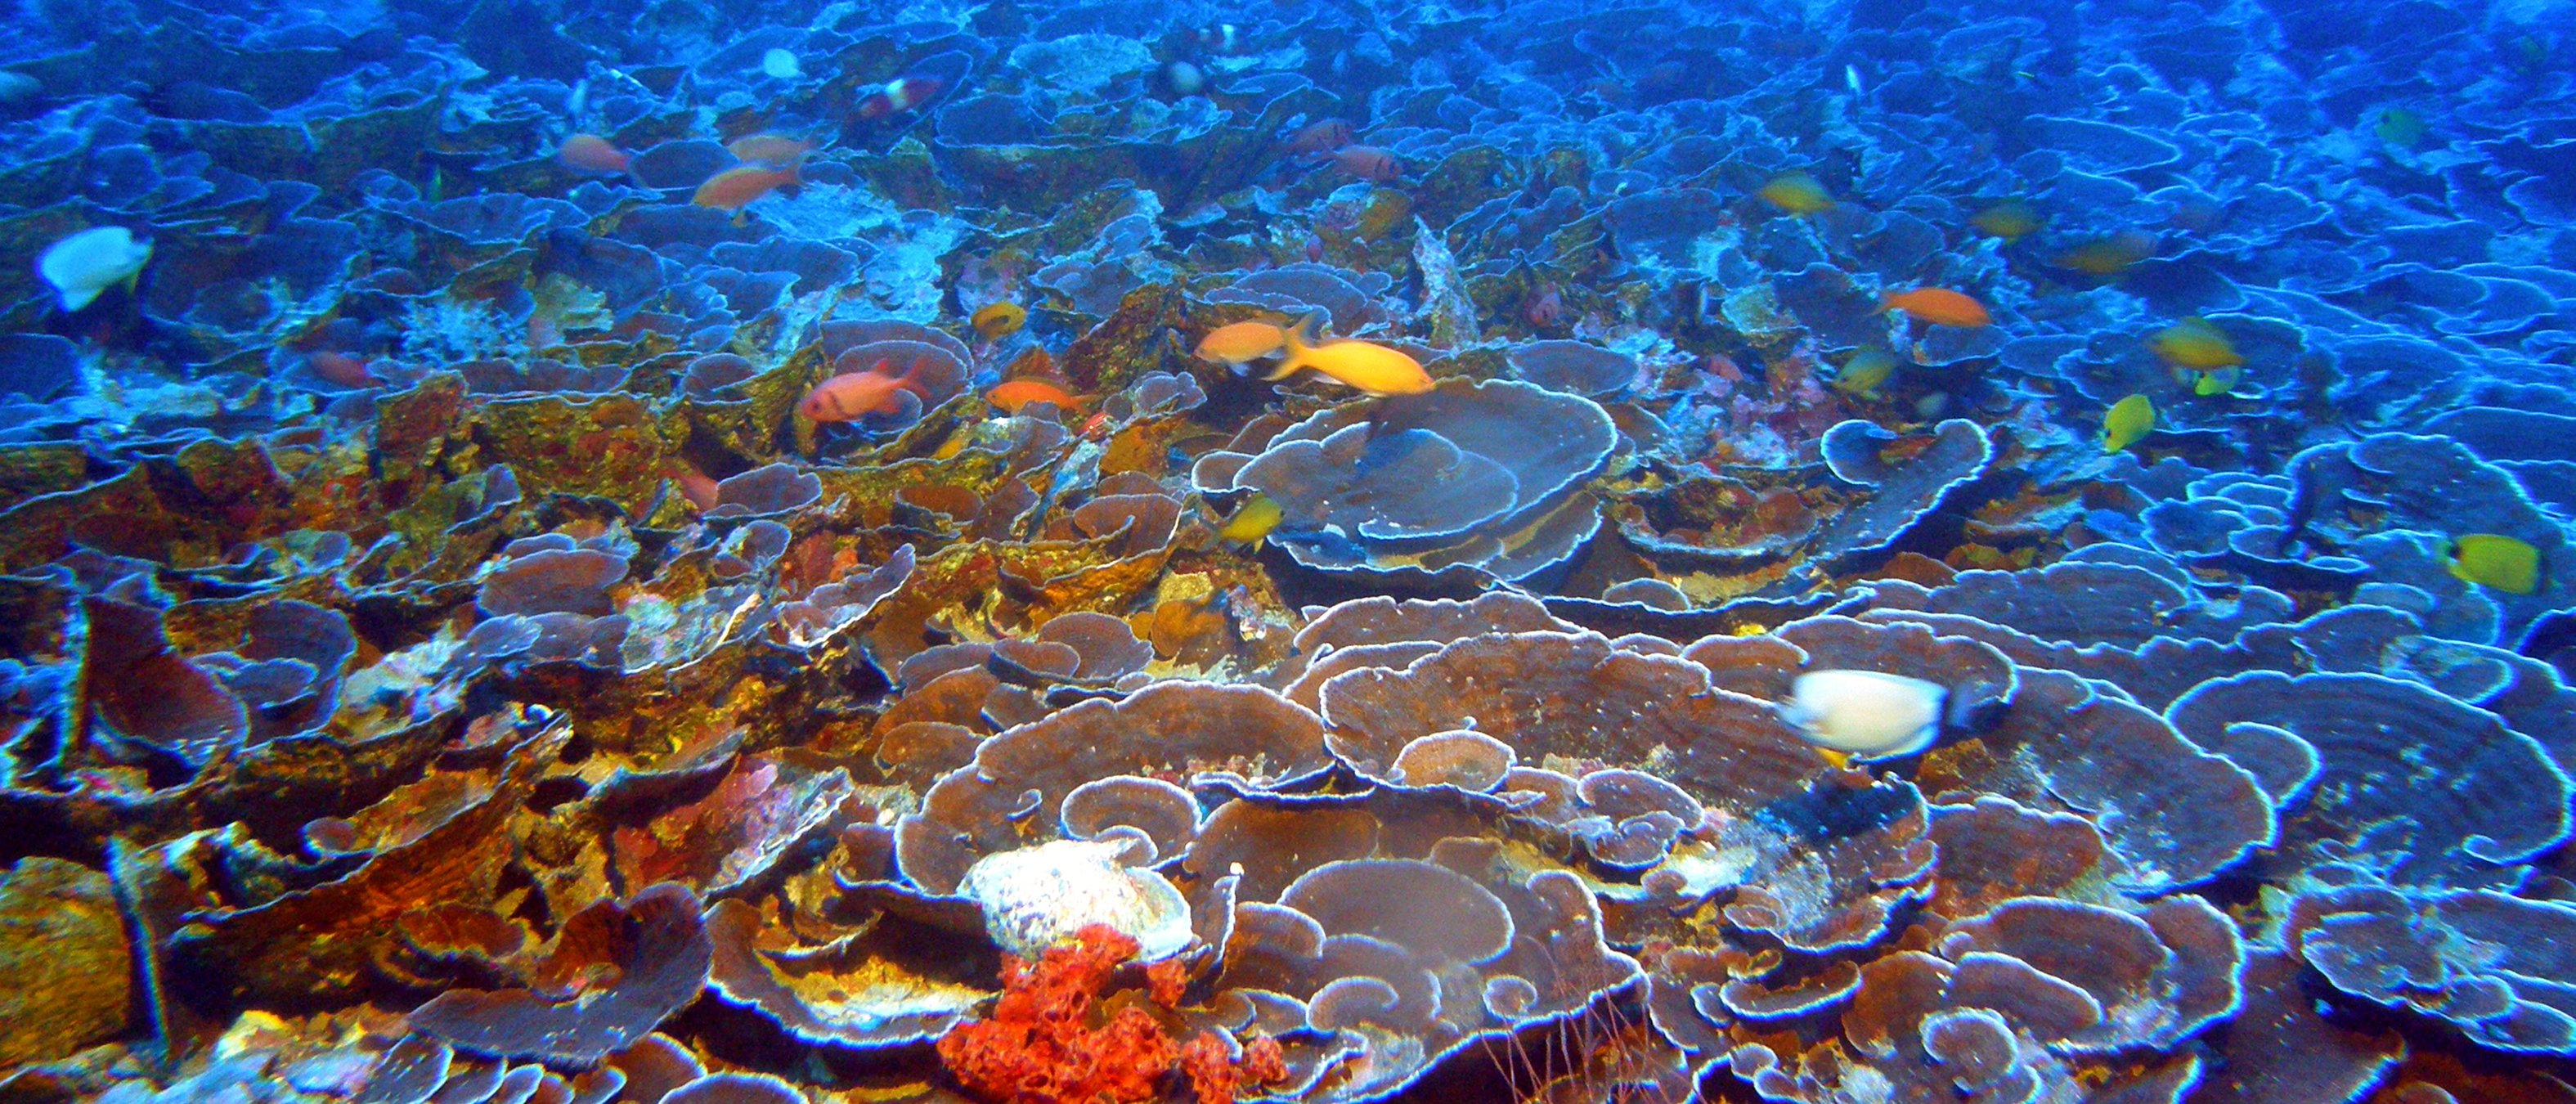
left=1266, top=313, right=1321, bottom=380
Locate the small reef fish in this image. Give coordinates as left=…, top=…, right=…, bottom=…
left=1757, top=171, right=1834, bottom=214
left=1268, top=316, right=1435, bottom=397
left=858, top=75, right=942, bottom=120
left=557, top=133, right=631, bottom=174
left=1218, top=494, right=1284, bottom=547
left=800, top=359, right=924, bottom=422
left=2053, top=231, right=2157, bottom=276
left=1330, top=146, right=1402, bottom=182
left=972, top=302, right=1027, bottom=341
left=1880, top=288, right=1991, bottom=328
left=1970, top=200, right=2042, bottom=240
left=38, top=225, right=152, bottom=312
left=725, top=134, right=815, bottom=168
left=1194, top=321, right=1288, bottom=367
left=2150, top=316, right=2243, bottom=371
left=304, top=350, right=379, bottom=388
left=2447, top=534, right=2541, bottom=595
left=2376, top=106, right=2429, bottom=150
left=666, top=460, right=720, bottom=511
left=986, top=378, right=1079, bottom=415
left=693, top=165, right=798, bottom=212
left=1830, top=349, right=1898, bottom=398
left=2102, top=393, right=2155, bottom=452
left=1782, top=670, right=1946, bottom=764
left=1286, top=118, right=1354, bottom=156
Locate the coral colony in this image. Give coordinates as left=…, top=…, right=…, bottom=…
left=5, top=0, right=2576, bottom=1102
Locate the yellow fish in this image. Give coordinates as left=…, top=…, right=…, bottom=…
left=2054, top=231, right=2156, bottom=276
left=1757, top=172, right=1834, bottom=215
left=2448, top=534, right=2541, bottom=595
left=1831, top=349, right=1897, bottom=398
left=1218, top=494, right=1284, bottom=546
left=1268, top=316, right=1434, bottom=397
left=2102, top=393, right=2154, bottom=452
left=2151, top=317, right=2243, bottom=371
left=972, top=302, right=1026, bottom=341
left=2192, top=367, right=2241, bottom=397
left=1970, top=200, right=2041, bottom=240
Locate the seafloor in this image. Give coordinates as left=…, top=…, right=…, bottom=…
left=1, top=0, right=2573, bottom=1102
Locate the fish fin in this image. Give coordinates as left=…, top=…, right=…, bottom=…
left=1260, top=359, right=1301, bottom=381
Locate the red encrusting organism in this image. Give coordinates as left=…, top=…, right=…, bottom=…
left=936, top=924, right=1283, bottom=1104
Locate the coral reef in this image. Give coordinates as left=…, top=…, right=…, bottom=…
left=2, top=0, right=2574, bottom=1102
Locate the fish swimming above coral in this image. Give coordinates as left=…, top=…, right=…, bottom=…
left=38, top=226, right=151, bottom=311
left=802, top=358, right=928, bottom=422
left=7, top=1, right=2576, bottom=1102
left=1262, top=314, right=1434, bottom=396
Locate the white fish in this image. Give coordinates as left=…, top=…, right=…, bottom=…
left=1782, top=670, right=1946, bottom=761
left=1845, top=64, right=1864, bottom=97
left=38, top=226, right=152, bottom=312
left=761, top=48, right=801, bottom=79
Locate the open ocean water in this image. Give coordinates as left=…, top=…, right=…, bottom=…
left=2, top=0, right=2574, bottom=1102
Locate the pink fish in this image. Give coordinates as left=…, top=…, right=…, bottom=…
left=558, top=133, right=631, bottom=174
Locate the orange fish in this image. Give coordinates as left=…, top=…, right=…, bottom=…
left=1880, top=288, right=1991, bottom=328
left=693, top=165, right=799, bottom=212
left=858, top=75, right=943, bottom=120
left=1287, top=118, right=1355, bottom=156
left=725, top=134, right=815, bottom=168
left=305, top=350, right=378, bottom=388
left=666, top=460, right=720, bottom=511
left=986, top=379, right=1082, bottom=415
left=800, top=358, right=925, bottom=422
left=1194, top=321, right=1288, bottom=367
left=557, top=133, right=631, bottom=174
left=1330, top=146, right=1402, bottom=182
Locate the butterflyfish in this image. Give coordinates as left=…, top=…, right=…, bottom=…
left=38, top=226, right=151, bottom=312
left=2102, top=393, right=2155, bottom=452
left=2448, top=534, right=2541, bottom=595
left=1782, top=670, right=1947, bottom=762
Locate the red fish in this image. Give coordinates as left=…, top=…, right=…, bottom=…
left=557, top=133, right=631, bottom=174
left=1286, top=118, right=1354, bottom=156
left=666, top=461, right=720, bottom=511
left=306, top=350, right=378, bottom=388
left=693, top=164, right=799, bottom=212
left=1330, top=146, right=1402, bottom=182
left=800, top=358, right=926, bottom=422
left=858, top=75, right=943, bottom=120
